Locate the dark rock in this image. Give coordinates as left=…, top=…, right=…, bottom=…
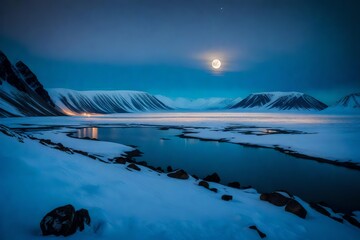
left=260, top=192, right=290, bottom=207
left=331, top=216, right=343, bottom=223
left=285, top=199, right=307, bottom=219
left=343, top=214, right=360, bottom=228
left=73, top=149, right=89, bottom=157
left=192, top=175, right=199, bottom=180
left=221, top=195, right=233, bottom=201
left=40, top=204, right=75, bottom=236
left=167, top=166, right=173, bottom=172
left=114, top=157, right=126, bottom=164
left=0, top=51, right=27, bottom=92
left=148, top=166, right=157, bottom=171
left=203, top=172, right=221, bottom=183
left=249, top=225, right=266, bottom=239
left=167, top=169, right=189, bottom=180
left=275, top=190, right=293, bottom=198
left=126, top=158, right=136, bottom=163
left=0, top=51, right=63, bottom=117
left=16, top=61, right=56, bottom=107
left=137, top=161, right=148, bottom=166
left=210, top=188, right=218, bottom=193
left=40, top=204, right=90, bottom=236
left=198, top=181, right=209, bottom=189
left=309, top=202, right=330, bottom=217
left=156, top=167, right=164, bottom=173
left=227, top=181, right=241, bottom=189
left=73, top=209, right=91, bottom=232
left=39, top=139, right=54, bottom=146
left=126, top=149, right=143, bottom=158
left=54, top=143, right=72, bottom=153
left=127, top=163, right=141, bottom=171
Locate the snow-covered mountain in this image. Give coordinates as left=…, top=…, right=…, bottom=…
left=49, top=88, right=171, bottom=114
left=231, top=92, right=328, bottom=111
left=333, top=93, right=360, bottom=109
left=323, top=93, right=360, bottom=114
left=0, top=51, right=63, bottom=117
left=155, top=95, right=242, bottom=110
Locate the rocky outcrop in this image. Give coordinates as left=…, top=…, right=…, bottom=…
left=343, top=214, right=360, bottom=228
left=40, top=204, right=90, bottom=236
left=309, top=202, right=331, bottom=216
left=203, top=172, right=221, bottom=183
left=260, top=192, right=307, bottom=219
left=167, top=169, right=189, bottom=179
left=260, top=192, right=290, bottom=207
left=221, top=195, right=233, bottom=201
left=0, top=50, right=63, bottom=117
left=0, top=51, right=27, bottom=92
left=127, top=163, right=141, bottom=171
left=15, top=61, right=55, bottom=107
left=285, top=199, right=307, bottom=219
left=198, top=180, right=209, bottom=189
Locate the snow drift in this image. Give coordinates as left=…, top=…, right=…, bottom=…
left=231, top=92, right=328, bottom=111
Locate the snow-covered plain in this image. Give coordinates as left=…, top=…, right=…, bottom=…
left=1, top=122, right=360, bottom=239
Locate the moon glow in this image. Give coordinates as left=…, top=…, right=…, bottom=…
left=212, top=59, right=221, bottom=69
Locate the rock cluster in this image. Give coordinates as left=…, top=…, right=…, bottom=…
left=260, top=192, right=307, bottom=219
left=40, top=204, right=90, bottom=236
left=167, top=169, right=189, bottom=179
left=203, top=172, right=221, bottom=183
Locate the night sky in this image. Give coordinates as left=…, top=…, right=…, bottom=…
left=0, top=0, right=359, bottom=103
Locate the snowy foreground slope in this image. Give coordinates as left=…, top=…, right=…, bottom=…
left=231, top=92, right=327, bottom=111
left=48, top=88, right=171, bottom=115
left=0, top=125, right=359, bottom=239
left=155, top=95, right=242, bottom=110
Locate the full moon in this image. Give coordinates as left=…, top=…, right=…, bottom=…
left=212, top=59, right=221, bottom=69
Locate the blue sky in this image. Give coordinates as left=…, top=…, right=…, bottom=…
left=0, top=0, right=359, bottom=104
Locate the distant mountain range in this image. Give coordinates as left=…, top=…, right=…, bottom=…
left=230, top=92, right=328, bottom=111
left=155, top=95, right=242, bottom=110
left=333, top=93, right=360, bottom=109
left=0, top=50, right=359, bottom=117
left=322, top=93, right=360, bottom=113
left=49, top=88, right=171, bottom=115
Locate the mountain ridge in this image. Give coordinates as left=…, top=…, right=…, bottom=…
left=155, top=95, right=242, bottom=110
left=49, top=88, right=172, bottom=115
left=0, top=51, right=63, bottom=117
left=231, top=92, right=328, bottom=111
